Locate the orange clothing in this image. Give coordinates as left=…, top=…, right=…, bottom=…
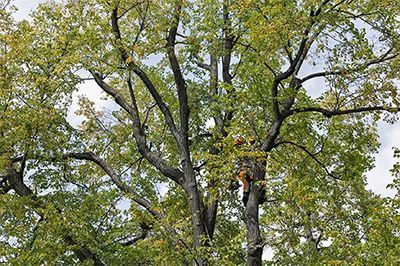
left=237, top=169, right=253, bottom=193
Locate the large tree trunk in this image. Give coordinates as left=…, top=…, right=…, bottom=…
left=184, top=167, right=207, bottom=265
left=245, top=164, right=266, bottom=266
left=245, top=193, right=263, bottom=265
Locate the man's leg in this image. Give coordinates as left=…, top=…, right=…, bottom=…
left=239, top=170, right=249, bottom=206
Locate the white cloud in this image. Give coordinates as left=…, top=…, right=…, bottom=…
left=11, top=0, right=49, bottom=21
left=366, top=122, right=400, bottom=198
left=66, top=80, right=116, bottom=128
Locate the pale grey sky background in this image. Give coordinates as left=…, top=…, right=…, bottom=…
left=10, top=0, right=399, bottom=200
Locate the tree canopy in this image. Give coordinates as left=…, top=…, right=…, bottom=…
left=1, top=0, right=399, bottom=265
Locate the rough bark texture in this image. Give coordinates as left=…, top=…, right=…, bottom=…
left=245, top=163, right=266, bottom=266
left=184, top=166, right=206, bottom=265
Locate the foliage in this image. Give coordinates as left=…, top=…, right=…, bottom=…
left=0, top=0, right=399, bottom=265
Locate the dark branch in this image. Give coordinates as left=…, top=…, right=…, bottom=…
left=300, top=48, right=399, bottom=83
left=121, top=223, right=151, bottom=246
left=90, top=71, right=135, bottom=116
left=64, top=152, right=161, bottom=218
left=277, top=0, right=330, bottom=81
left=91, top=71, right=183, bottom=184
left=110, top=7, right=180, bottom=140
left=273, top=140, right=341, bottom=180
left=116, top=1, right=144, bottom=20
left=286, top=106, right=400, bottom=118
left=192, top=53, right=211, bottom=71
left=167, top=3, right=190, bottom=147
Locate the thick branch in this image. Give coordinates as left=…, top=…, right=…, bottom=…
left=167, top=3, right=190, bottom=148
left=261, top=119, right=284, bottom=152
left=192, top=53, right=212, bottom=71
left=222, top=2, right=234, bottom=86
left=286, top=106, right=400, bottom=118
left=90, top=71, right=183, bottom=184
left=110, top=7, right=180, bottom=140
left=90, top=71, right=135, bottom=116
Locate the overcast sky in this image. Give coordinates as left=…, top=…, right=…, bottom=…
left=10, top=0, right=400, bottom=198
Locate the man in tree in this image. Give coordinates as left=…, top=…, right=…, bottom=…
left=231, top=136, right=261, bottom=206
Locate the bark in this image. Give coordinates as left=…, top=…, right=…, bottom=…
left=245, top=163, right=266, bottom=266
left=203, top=184, right=218, bottom=240
left=184, top=168, right=206, bottom=266
left=65, top=236, right=105, bottom=266
left=245, top=197, right=263, bottom=266
left=166, top=4, right=210, bottom=264
left=203, top=54, right=220, bottom=240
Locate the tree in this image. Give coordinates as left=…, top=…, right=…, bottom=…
left=1, top=0, right=399, bottom=265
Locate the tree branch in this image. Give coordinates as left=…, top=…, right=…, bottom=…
left=167, top=3, right=190, bottom=148
left=261, top=119, right=284, bottom=152
left=90, top=71, right=135, bottom=116
left=1, top=159, right=105, bottom=265
left=286, top=105, right=400, bottom=118
left=90, top=71, right=184, bottom=184
left=277, top=0, right=330, bottom=81
left=116, top=1, right=144, bottom=20
left=192, top=53, right=211, bottom=71
left=273, top=140, right=341, bottom=180
left=110, top=7, right=180, bottom=140
left=121, top=223, right=151, bottom=246
left=64, top=152, right=162, bottom=218
left=300, top=48, right=399, bottom=83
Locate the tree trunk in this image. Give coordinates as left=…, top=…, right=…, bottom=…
left=184, top=167, right=206, bottom=265
left=245, top=193, right=263, bottom=265
left=245, top=164, right=265, bottom=266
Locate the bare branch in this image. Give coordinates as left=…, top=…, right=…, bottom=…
left=19, top=151, right=28, bottom=176
left=167, top=3, right=190, bottom=145
left=273, top=140, right=341, bottom=180
left=141, top=103, right=157, bottom=131
left=286, top=105, right=400, bottom=118
left=192, top=53, right=211, bottom=71
left=300, top=48, right=399, bottom=83
left=91, top=71, right=183, bottom=184
left=90, top=71, right=135, bottom=116
left=284, top=43, right=294, bottom=64
left=110, top=7, right=180, bottom=139
left=64, top=152, right=161, bottom=218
